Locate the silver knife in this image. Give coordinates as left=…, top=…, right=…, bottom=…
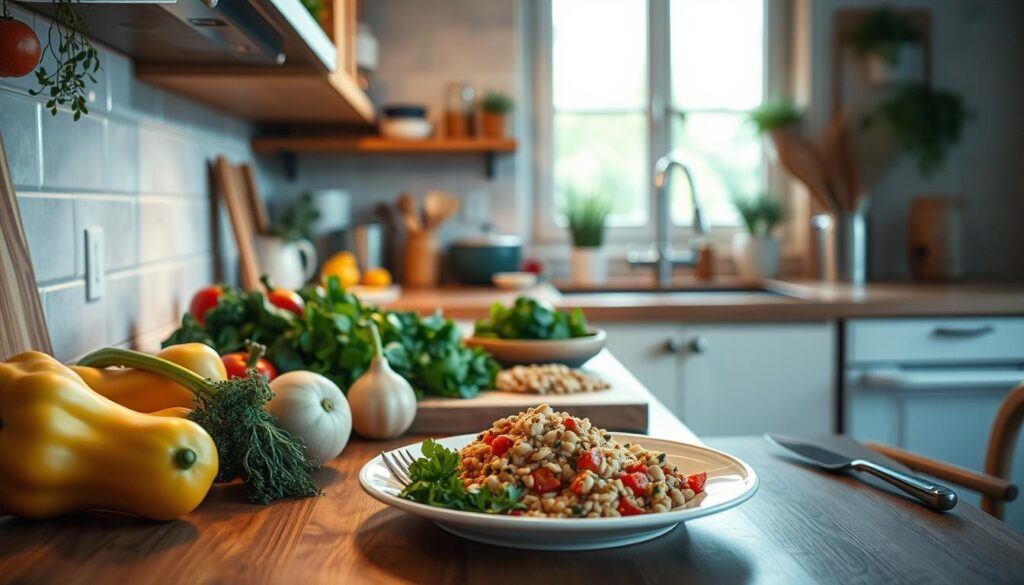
left=766, top=434, right=958, bottom=512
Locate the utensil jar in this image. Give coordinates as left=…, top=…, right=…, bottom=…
left=404, top=232, right=440, bottom=288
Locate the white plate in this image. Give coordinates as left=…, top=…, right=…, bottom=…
left=359, top=432, right=758, bottom=550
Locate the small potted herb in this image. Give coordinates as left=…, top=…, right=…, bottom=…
left=749, top=98, right=804, bottom=135
left=851, top=7, right=921, bottom=85
left=731, top=193, right=786, bottom=279
left=480, top=91, right=513, bottom=139
left=864, top=83, right=969, bottom=177
left=564, top=190, right=612, bottom=285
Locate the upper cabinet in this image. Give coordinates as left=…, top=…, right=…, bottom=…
left=28, top=0, right=374, bottom=125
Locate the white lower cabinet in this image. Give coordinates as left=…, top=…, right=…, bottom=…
left=598, top=321, right=837, bottom=437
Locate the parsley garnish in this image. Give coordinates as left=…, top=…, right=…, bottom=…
left=399, top=440, right=526, bottom=514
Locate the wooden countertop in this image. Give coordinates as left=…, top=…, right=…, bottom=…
left=380, top=277, right=1024, bottom=322
left=3, top=432, right=1021, bottom=584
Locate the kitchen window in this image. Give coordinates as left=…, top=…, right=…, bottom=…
left=534, top=0, right=785, bottom=246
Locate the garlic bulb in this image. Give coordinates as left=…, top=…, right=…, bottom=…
left=347, top=321, right=417, bottom=439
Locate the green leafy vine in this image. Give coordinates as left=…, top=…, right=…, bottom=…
left=28, top=0, right=101, bottom=120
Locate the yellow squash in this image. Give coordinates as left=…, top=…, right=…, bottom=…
left=71, top=343, right=226, bottom=412
left=0, top=352, right=218, bottom=520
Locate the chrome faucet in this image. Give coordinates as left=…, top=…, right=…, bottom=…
left=627, top=151, right=710, bottom=287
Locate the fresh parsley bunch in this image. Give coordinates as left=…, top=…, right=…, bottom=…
left=473, top=296, right=590, bottom=340
left=399, top=440, right=525, bottom=514
left=163, top=277, right=499, bottom=399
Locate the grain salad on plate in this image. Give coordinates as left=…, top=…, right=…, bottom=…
left=458, top=404, right=705, bottom=517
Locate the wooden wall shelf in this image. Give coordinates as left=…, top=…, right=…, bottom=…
left=251, top=136, right=518, bottom=179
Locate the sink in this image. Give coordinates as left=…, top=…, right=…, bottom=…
left=557, top=286, right=799, bottom=299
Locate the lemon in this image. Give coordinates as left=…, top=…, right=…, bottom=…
left=362, top=268, right=392, bottom=288
left=321, top=252, right=361, bottom=288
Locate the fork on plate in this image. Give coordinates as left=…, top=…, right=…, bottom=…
left=381, top=449, right=417, bottom=487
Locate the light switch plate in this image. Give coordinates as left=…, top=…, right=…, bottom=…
left=85, top=227, right=105, bottom=301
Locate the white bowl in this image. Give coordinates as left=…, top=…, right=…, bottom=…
left=380, top=118, right=432, bottom=140
left=466, top=328, right=607, bottom=368
left=359, top=432, right=759, bottom=550
left=492, top=271, right=538, bottom=290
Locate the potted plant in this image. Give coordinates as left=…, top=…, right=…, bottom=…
left=851, top=7, right=921, bottom=86
left=864, top=83, right=970, bottom=177
left=565, top=191, right=612, bottom=285
left=732, top=194, right=786, bottom=279
left=749, top=98, right=804, bottom=163
left=480, top=91, right=513, bottom=139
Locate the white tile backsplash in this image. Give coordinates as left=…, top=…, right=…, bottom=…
left=40, top=110, right=108, bottom=191
left=0, top=91, right=42, bottom=188
left=17, top=195, right=77, bottom=284
left=0, top=6, right=252, bottom=360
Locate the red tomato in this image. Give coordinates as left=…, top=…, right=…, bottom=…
left=662, top=465, right=675, bottom=477
left=625, top=462, right=647, bottom=474
left=490, top=435, right=513, bottom=457
left=222, top=352, right=277, bottom=381
left=0, top=17, right=42, bottom=78
left=531, top=468, right=561, bottom=494
left=189, top=286, right=223, bottom=326
left=620, top=471, right=650, bottom=496
left=508, top=509, right=524, bottom=516
left=563, top=417, right=577, bottom=432
left=521, top=258, right=545, bottom=274
left=569, top=473, right=589, bottom=496
left=578, top=449, right=604, bottom=473
left=482, top=431, right=494, bottom=445
left=687, top=471, right=707, bottom=494
left=267, top=288, right=304, bottom=316
left=617, top=497, right=644, bottom=516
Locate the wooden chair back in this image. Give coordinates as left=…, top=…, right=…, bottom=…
left=982, top=382, right=1024, bottom=518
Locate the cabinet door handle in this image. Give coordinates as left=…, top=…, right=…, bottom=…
left=688, top=337, right=708, bottom=354
left=664, top=338, right=682, bottom=353
left=932, top=325, right=995, bottom=338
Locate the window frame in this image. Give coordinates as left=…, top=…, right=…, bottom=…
left=532, top=0, right=798, bottom=256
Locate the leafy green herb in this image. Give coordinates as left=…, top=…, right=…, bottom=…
left=473, top=296, right=590, bottom=340
left=29, top=0, right=102, bottom=120
left=863, top=83, right=970, bottom=177
left=163, top=276, right=499, bottom=399
left=748, top=98, right=803, bottom=134
left=563, top=190, right=612, bottom=248
left=480, top=91, right=514, bottom=114
left=733, top=193, right=787, bottom=237
left=399, top=440, right=526, bottom=514
left=270, top=192, right=321, bottom=242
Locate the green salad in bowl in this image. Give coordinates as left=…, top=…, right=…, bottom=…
left=468, top=297, right=605, bottom=368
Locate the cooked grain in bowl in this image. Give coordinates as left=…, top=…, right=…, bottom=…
left=459, top=404, right=705, bottom=517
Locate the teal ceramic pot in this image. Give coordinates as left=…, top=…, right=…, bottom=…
left=448, top=235, right=522, bottom=285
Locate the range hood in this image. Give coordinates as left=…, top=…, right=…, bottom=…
left=21, top=0, right=336, bottom=71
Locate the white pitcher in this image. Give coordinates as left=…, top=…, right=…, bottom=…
left=254, top=235, right=318, bottom=289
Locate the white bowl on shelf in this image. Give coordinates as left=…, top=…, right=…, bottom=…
left=380, top=118, right=432, bottom=140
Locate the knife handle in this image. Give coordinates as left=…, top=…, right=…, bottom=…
left=851, top=459, right=958, bottom=512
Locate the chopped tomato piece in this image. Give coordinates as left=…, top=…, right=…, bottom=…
left=563, top=417, right=577, bottom=432
left=578, top=449, right=604, bottom=473
left=569, top=472, right=589, bottom=496
left=617, top=497, right=644, bottom=516
left=620, top=471, right=650, bottom=496
left=687, top=471, right=707, bottom=494
left=508, top=509, right=524, bottom=516
left=490, top=435, right=513, bottom=457
left=531, top=468, right=561, bottom=494
left=662, top=465, right=675, bottom=477
left=625, top=462, right=647, bottom=474
left=482, top=431, right=494, bottom=445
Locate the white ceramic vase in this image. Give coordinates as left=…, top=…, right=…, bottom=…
left=571, top=247, right=607, bottom=285
left=732, top=233, right=781, bottom=279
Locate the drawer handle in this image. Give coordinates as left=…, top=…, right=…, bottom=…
left=931, top=325, right=995, bottom=338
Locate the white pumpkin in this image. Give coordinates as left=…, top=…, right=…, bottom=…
left=268, top=371, right=352, bottom=462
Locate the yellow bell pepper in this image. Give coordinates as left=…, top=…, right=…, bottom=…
left=0, top=352, right=218, bottom=520
left=70, top=343, right=226, bottom=412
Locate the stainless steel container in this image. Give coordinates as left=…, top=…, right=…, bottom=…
left=351, top=223, right=384, bottom=270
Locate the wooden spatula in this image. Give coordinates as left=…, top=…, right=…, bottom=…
left=771, top=128, right=839, bottom=213
left=0, top=133, right=52, bottom=358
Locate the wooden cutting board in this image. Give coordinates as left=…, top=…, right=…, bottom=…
left=0, top=133, right=52, bottom=359
left=409, top=351, right=650, bottom=435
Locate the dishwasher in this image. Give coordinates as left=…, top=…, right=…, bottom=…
left=844, top=317, right=1024, bottom=531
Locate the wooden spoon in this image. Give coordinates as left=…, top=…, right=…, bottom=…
left=397, top=193, right=420, bottom=233
left=424, top=190, right=460, bottom=230
left=771, top=128, right=839, bottom=213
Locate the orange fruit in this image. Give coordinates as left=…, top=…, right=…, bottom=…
left=362, top=268, right=392, bottom=288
